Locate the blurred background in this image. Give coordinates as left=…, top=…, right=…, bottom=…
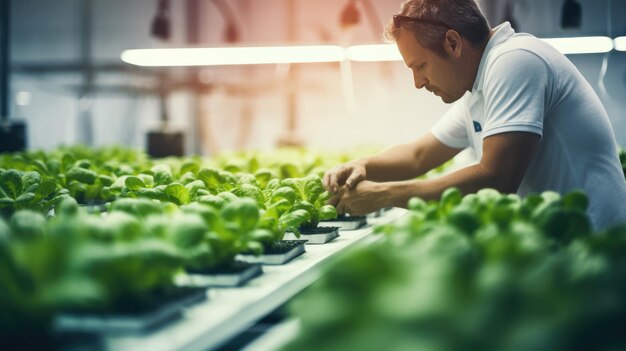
left=4, top=0, right=626, bottom=155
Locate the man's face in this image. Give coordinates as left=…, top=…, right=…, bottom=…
left=396, top=28, right=465, bottom=103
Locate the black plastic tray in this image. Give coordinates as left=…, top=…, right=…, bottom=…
left=181, top=262, right=263, bottom=287
left=284, top=226, right=339, bottom=244
left=236, top=240, right=307, bottom=265
left=321, top=215, right=367, bottom=230
left=53, top=287, right=207, bottom=335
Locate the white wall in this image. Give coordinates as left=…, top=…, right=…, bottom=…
left=8, top=0, right=626, bottom=155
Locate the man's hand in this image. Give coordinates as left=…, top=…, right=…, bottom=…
left=323, top=161, right=367, bottom=194
left=328, top=181, right=388, bottom=216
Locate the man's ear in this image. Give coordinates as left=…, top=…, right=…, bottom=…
left=444, top=30, right=462, bottom=58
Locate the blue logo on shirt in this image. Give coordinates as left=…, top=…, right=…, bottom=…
left=473, top=121, right=482, bottom=133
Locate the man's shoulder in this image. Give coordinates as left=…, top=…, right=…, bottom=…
left=483, top=37, right=556, bottom=83
left=488, top=34, right=559, bottom=65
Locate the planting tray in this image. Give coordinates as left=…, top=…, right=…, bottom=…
left=321, top=215, right=367, bottom=230
left=236, top=240, right=307, bottom=265
left=179, top=262, right=263, bottom=287
left=367, top=209, right=384, bottom=218
left=53, top=288, right=207, bottom=335
left=284, top=226, right=339, bottom=244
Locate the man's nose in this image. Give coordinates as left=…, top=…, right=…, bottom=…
left=414, top=74, right=427, bottom=89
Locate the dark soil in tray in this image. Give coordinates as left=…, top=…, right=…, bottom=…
left=263, top=240, right=307, bottom=255
left=62, top=286, right=206, bottom=317
left=326, top=214, right=366, bottom=221
left=186, top=260, right=256, bottom=275
left=299, top=226, right=339, bottom=234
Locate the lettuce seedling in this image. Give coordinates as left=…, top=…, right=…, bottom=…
left=0, top=169, right=66, bottom=218
left=180, top=199, right=267, bottom=267
left=281, top=175, right=337, bottom=229
left=197, top=167, right=237, bottom=194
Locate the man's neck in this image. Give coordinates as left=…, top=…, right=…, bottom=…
left=466, top=29, right=495, bottom=92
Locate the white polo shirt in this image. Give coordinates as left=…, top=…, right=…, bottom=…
left=431, top=22, right=626, bottom=230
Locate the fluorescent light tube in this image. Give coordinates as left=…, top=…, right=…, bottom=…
left=121, top=37, right=618, bottom=67
left=540, top=36, right=613, bottom=54
left=121, top=45, right=346, bottom=66
left=614, top=36, right=626, bottom=51
left=346, top=44, right=402, bottom=62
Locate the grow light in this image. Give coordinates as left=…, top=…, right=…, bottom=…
left=346, top=44, right=401, bottom=62
left=540, top=36, right=613, bottom=54
left=614, top=36, right=626, bottom=51
left=122, top=37, right=616, bottom=67
left=121, top=45, right=346, bottom=66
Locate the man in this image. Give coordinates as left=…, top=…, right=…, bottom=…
left=323, top=0, right=626, bottom=229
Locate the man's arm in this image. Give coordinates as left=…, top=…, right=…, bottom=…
left=386, top=131, right=540, bottom=206
left=334, top=132, right=540, bottom=214
left=365, top=133, right=463, bottom=181
left=324, top=133, right=462, bottom=192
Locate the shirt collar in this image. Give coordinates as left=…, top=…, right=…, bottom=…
left=472, top=22, right=516, bottom=93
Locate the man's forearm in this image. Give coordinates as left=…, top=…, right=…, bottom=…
left=384, top=163, right=508, bottom=208
left=359, top=134, right=461, bottom=183
left=360, top=143, right=430, bottom=182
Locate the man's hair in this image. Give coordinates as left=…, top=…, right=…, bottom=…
left=384, top=0, right=490, bottom=57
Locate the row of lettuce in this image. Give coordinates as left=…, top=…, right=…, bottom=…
left=0, top=146, right=346, bottom=343
left=0, top=145, right=353, bottom=212
left=284, top=188, right=626, bottom=351
left=2, top=145, right=625, bottom=347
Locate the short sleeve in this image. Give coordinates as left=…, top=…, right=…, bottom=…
left=482, top=50, right=548, bottom=139
left=430, top=96, right=470, bottom=149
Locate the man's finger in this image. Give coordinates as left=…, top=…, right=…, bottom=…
left=328, top=168, right=342, bottom=193
left=345, top=172, right=364, bottom=189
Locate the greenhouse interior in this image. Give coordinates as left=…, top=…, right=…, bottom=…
left=2, top=0, right=626, bottom=350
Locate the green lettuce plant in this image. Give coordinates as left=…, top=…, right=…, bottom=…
left=0, top=169, right=67, bottom=218
left=280, top=175, right=337, bottom=229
